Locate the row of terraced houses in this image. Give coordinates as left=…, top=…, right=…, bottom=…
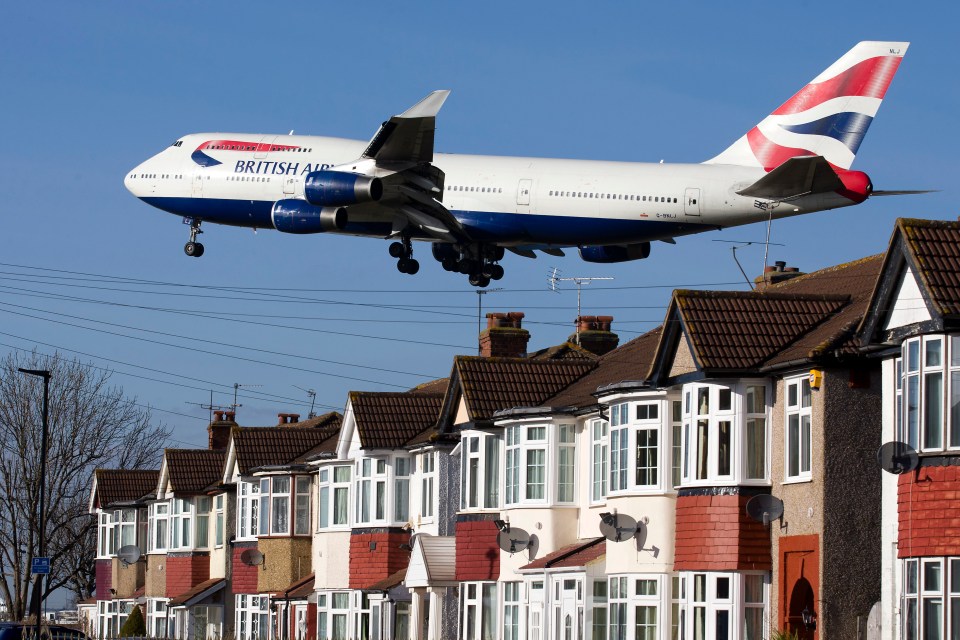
left=86, top=217, right=960, bottom=640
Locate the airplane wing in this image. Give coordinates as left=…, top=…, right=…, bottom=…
left=736, top=156, right=842, bottom=201
left=333, top=90, right=468, bottom=242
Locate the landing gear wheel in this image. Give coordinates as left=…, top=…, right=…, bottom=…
left=184, top=242, right=204, bottom=257
left=398, top=258, right=420, bottom=275
left=487, top=264, right=504, bottom=280
left=389, top=242, right=405, bottom=258
left=469, top=274, right=491, bottom=288
left=441, top=257, right=458, bottom=272
left=183, top=218, right=205, bottom=257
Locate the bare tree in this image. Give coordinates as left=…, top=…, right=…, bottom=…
left=0, top=350, right=170, bottom=619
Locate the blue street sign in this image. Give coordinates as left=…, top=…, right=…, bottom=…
left=31, top=557, right=50, bottom=575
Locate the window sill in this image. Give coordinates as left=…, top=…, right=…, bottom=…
left=781, top=477, right=813, bottom=486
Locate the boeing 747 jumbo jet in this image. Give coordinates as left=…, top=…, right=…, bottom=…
left=126, top=41, right=922, bottom=287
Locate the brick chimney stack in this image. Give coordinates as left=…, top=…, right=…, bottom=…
left=754, top=261, right=804, bottom=290
left=479, top=312, right=530, bottom=358
left=569, top=315, right=619, bottom=356
left=208, top=410, right=237, bottom=450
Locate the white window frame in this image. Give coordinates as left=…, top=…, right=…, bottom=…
left=294, top=476, right=311, bottom=535
left=900, top=334, right=960, bottom=453
left=236, top=480, right=259, bottom=542
left=903, top=557, right=960, bottom=640
left=213, top=494, right=224, bottom=548
left=608, top=574, right=665, bottom=640
left=461, top=582, right=498, bottom=640
left=501, top=581, right=523, bottom=640
left=394, top=457, right=411, bottom=524
left=785, top=376, right=813, bottom=482
left=676, top=571, right=769, bottom=640
left=317, top=592, right=350, bottom=640
left=590, top=418, right=609, bottom=503
left=318, top=465, right=351, bottom=530
left=461, top=432, right=501, bottom=511
left=419, top=451, right=436, bottom=521
left=146, top=598, right=168, bottom=638
left=235, top=594, right=269, bottom=640
left=170, top=498, right=194, bottom=550
left=148, top=503, right=168, bottom=553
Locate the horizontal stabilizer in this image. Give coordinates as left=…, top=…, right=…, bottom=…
left=737, top=156, right=841, bottom=200
left=871, top=190, right=938, bottom=196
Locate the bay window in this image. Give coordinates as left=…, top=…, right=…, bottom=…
left=97, top=512, right=116, bottom=557
left=503, top=422, right=576, bottom=506
left=502, top=582, right=521, bottom=640
left=681, top=382, right=770, bottom=485
left=295, top=476, right=311, bottom=535
left=235, top=595, right=269, bottom=640
left=213, top=495, right=224, bottom=547
left=608, top=575, right=662, bottom=640
left=785, top=377, right=812, bottom=481
left=903, top=557, right=960, bottom=640
left=394, top=457, right=410, bottom=524
left=149, top=503, right=168, bottom=553
left=462, top=582, right=497, bottom=640
left=258, top=475, right=311, bottom=535
left=899, top=335, right=960, bottom=452
left=591, top=419, right=609, bottom=502
left=170, top=498, right=193, bottom=549
left=462, top=432, right=501, bottom=511
left=236, top=480, right=260, bottom=541
left=419, top=452, right=436, bottom=519
left=318, top=465, right=351, bottom=529
left=356, top=458, right=387, bottom=525
left=676, top=572, right=769, bottom=640
left=597, top=396, right=671, bottom=494
left=195, top=497, right=210, bottom=548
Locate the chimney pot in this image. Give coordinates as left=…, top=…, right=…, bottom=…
left=570, top=315, right=619, bottom=356
left=480, top=311, right=530, bottom=357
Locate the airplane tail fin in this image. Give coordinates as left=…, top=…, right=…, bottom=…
left=705, top=41, right=908, bottom=171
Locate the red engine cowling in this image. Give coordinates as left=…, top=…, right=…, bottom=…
left=835, top=169, right=872, bottom=203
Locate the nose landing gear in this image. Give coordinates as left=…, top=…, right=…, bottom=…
left=183, top=218, right=205, bottom=257
left=390, top=237, right=419, bottom=275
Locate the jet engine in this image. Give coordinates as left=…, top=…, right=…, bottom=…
left=579, top=242, right=651, bottom=263
left=271, top=199, right=347, bottom=234
left=304, top=170, right=383, bottom=207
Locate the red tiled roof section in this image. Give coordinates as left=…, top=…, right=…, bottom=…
left=350, top=392, right=444, bottom=449
left=455, top=357, right=597, bottom=421
left=546, top=328, right=663, bottom=408
left=274, top=573, right=315, bottom=599
left=166, top=449, right=227, bottom=495
left=167, top=578, right=225, bottom=606
left=675, top=290, right=849, bottom=370
left=899, top=219, right=960, bottom=317
left=94, top=469, right=159, bottom=507
left=364, top=568, right=407, bottom=592
left=233, top=427, right=341, bottom=473
left=521, top=538, right=605, bottom=570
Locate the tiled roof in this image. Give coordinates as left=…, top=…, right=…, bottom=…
left=274, top=573, right=315, bottom=599
left=546, top=328, right=663, bottom=408
left=350, top=392, right=444, bottom=449
left=527, top=342, right=601, bottom=361
left=364, top=568, right=408, bottom=592
left=165, top=449, right=226, bottom=495
left=233, top=427, right=341, bottom=473
left=288, top=411, right=342, bottom=430
left=669, top=290, right=850, bottom=370
left=898, top=218, right=960, bottom=317
left=409, top=378, right=450, bottom=395
left=167, top=578, right=225, bottom=607
left=521, top=538, right=605, bottom=570
left=94, top=469, right=159, bottom=508
left=454, top=356, right=597, bottom=421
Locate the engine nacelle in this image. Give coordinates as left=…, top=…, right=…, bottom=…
left=304, top=170, right=383, bottom=207
left=579, top=242, right=651, bottom=263
left=271, top=199, right=347, bottom=234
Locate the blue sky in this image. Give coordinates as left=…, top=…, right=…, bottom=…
left=0, top=1, right=956, bottom=453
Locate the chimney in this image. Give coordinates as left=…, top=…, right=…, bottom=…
left=277, top=413, right=301, bottom=426
left=208, top=410, right=237, bottom=450
left=479, top=312, right=530, bottom=358
left=569, top=315, right=619, bottom=356
left=754, top=261, right=804, bottom=290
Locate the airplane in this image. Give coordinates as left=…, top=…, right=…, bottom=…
left=125, top=41, right=925, bottom=287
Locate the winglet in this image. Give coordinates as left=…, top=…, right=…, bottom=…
left=400, top=90, right=451, bottom=119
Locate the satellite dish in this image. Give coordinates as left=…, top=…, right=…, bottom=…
left=877, top=441, right=919, bottom=474
left=599, top=512, right=638, bottom=542
left=117, top=545, right=142, bottom=566
left=745, top=494, right=784, bottom=526
left=240, top=549, right=264, bottom=566
left=496, top=528, right=531, bottom=555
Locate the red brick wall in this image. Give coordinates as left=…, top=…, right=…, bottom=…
left=232, top=543, right=260, bottom=594
left=348, top=529, right=411, bottom=590
left=898, top=464, right=960, bottom=558
left=674, top=492, right=771, bottom=571
left=95, top=559, right=112, bottom=600
left=165, top=553, right=210, bottom=599
left=455, top=518, right=500, bottom=581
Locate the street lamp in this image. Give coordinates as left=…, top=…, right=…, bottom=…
left=18, top=368, right=50, bottom=638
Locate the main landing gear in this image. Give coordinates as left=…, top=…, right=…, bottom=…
left=389, top=237, right=419, bottom=275
left=432, top=243, right=505, bottom=288
left=183, top=218, right=205, bottom=258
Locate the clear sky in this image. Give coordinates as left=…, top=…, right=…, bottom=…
left=0, top=1, right=956, bottom=452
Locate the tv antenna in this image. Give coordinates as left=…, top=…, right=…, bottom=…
left=232, top=383, right=263, bottom=414
left=713, top=240, right=785, bottom=290
left=186, top=390, right=229, bottom=422
left=548, top=268, right=613, bottom=344
left=475, top=288, right=503, bottom=355
left=294, top=386, right=317, bottom=419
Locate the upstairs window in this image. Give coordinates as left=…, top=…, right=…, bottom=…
left=785, top=377, right=812, bottom=481
left=394, top=458, right=411, bottom=524
left=598, top=396, right=672, bottom=494
left=503, top=422, right=576, bottom=507
left=462, top=432, right=501, bottom=511
left=419, top=451, right=436, bottom=520
left=236, top=480, right=259, bottom=541
left=318, top=465, right=351, bottom=529
left=148, top=503, right=168, bottom=553
left=591, top=419, right=609, bottom=502
left=170, top=498, right=193, bottom=549
left=356, top=458, right=387, bottom=525
left=899, top=335, right=960, bottom=452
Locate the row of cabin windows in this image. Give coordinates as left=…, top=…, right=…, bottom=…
left=549, top=190, right=679, bottom=204
left=227, top=175, right=273, bottom=183
left=128, top=174, right=184, bottom=180
left=205, top=144, right=313, bottom=153
left=446, top=185, right=504, bottom=194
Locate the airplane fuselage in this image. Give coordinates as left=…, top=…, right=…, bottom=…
left=126, top=133, right=859, bottom=248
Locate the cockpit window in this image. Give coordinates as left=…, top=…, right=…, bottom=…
left=170, top=140, right=184, bottom=147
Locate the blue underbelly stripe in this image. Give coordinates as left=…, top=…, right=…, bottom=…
left=140, top=197, right=703, bottom=245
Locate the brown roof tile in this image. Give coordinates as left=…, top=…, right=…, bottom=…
left=167, top=578, right=225, bottom=606
left=94, top=469, right=159, bottom=508
left=288, top=411, right=342, bottom=430
left=528, top=342, right=601, bottom=361
left=273, top=574, right=315, bottom=599
left=455, top=357, right=597, bottom=421
left=350, top=392, right=444, bottom=449
left=409, top=378, right=450, bottom=395
left=899, top=218, right=960, bottom=317
left=521, top=538, right=605, bottom=570
left=363, top=568, right=408, bottom=592
left=165, top=449, right=226, bottom=495
left=546, top=328, right=663, bottom=408
left=233, top=427, right=341, bottom=473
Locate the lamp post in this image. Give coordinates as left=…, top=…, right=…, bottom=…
left=18, top=368, right=50, bottom=638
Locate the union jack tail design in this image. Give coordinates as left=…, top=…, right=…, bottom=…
left=706, top=41, right=909, bottom=171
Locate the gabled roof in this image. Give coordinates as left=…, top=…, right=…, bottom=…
left=232, top=426, right=340, bottom=474
left=440, top=356, right=597, bottom=426
left=527, top=342, right=602, bottom=361
left=163, top=449, right=226, bottom=495
left=288, top=411, right=343, bottom=430
left=859, top=218, right=960, bottom=344
left=348, top=392, right=444, bottom=449
left=521, top=538, right=605, bottom=570
left=273, top=573, right=315, bottom=600
left=90, top=469, right=159, bottom=510
left=409, top=378, right=450, bottom=395
left=545, top=328, right=663, bottom=410
left=363, top=568, right=408, bottom=593
left=167, top=578, right=225, bottom=607
left=405, top=535, right=457, bottom=588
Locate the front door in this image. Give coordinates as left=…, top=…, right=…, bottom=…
left=684, top=187, right=701, bottom=216
left=552, top=576, right=582, bottom=640
left=255, top=135, right=277, bottom=159
left=517, top=179, right=533, bottom=207
left=192, top=174, right=204, bottom=198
